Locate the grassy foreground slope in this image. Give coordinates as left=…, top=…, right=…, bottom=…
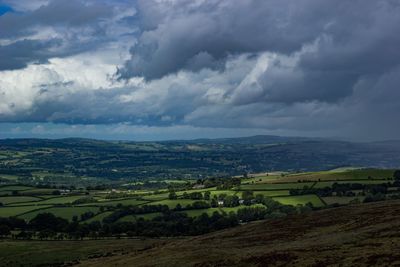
left=79, top=200, right=400, bottom=267
left=0, top=239, right=161, bottom=267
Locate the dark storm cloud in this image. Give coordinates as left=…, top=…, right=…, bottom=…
left=0, top=0, right=117, bottom=70
left=0, top=0, right=111, bottom=37
left=0, top=39, right=61, bottom=70
left=1, top=0, right=400, bottom=141
left=119, top=0, right=400, bottom=104
left=119, top=0, right=332, bottom=80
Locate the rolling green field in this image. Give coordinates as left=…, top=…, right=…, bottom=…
left=0, top=196, right=42, bottom=204
left=26, top=195, right=89, bottom=205
left=0, top=185, right=34, bottom=191
left=148, top=199, right=199, bottom=209
left=142, top=193, right=171, bottom=201
left=85, top=211, right=114, bottom=223
left=240, top=182, right=316, bottom=190
left=0, top=205, right=52, bottom=217
left=183, top=204, right=266, bottom=218
left=272, top=195, right=324, bottom=207
left=0, top=168, right=397, bottom=223
left=20, top=206, right=101, bottom=221
left=252, top=168, right=394, bottom=184
left=313, top=179, right=390, bottom=188
left=0, top=174, right=19, bottom=181
left=80, top=198, right=148, bottom=207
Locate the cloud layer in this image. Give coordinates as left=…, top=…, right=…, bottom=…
left=0, top=0, right=400, bottom=140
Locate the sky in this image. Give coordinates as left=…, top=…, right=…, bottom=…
left=0, top=0, right=399, bottom=141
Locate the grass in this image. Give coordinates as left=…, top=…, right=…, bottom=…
left=267, top=168, right=395, bottom=183
left=322, top=196, right=364, bottom=205
left=313, top=180, right=391, bottom=188
left=247, top=190, right=291, bottom=197
left=182, top=204, right=266, bottom=218
left=240, top=182, right=315, bottom=191
left=148, top=199, right=200, bottom=209
left=0, top=239, right=160, bottom=267
left=20, top=206, right=101, bottom=221
left=272, top=195, right=325, bottom=207
left=20, top=188, right=56, bottom=195
left=0, top=196, right=42, bottom=205
left=76, top=200, right=400, bottom=267
left=209, top=190, right=238, bottom=197
left=0, top=205, right=52, bottom=217
left=80, top=198, right=148, bottom=207
left=0, top=191, right=13, bottom=196
left=84, top=211, right=114, bottom=223
left=142, top=193, right=170, bottom=201
left=0, top=185, right=34, bottom=191
left=30, top=195, right=88, bottom=205
left=0, top=174, right=19, bottom=180
left=241, top=174, right=283, bottom=184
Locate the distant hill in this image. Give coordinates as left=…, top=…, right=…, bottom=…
left=78, top=200, right=400, bottom=267
left=1, top=136, right=400, bottom=183
left=162, top=135, right=318, bottom=144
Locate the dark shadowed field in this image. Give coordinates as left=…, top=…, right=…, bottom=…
left=78, top=200, right=400, bottom=267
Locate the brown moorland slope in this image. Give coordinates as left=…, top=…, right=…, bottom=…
left=79, top=200, right=400, bottom=267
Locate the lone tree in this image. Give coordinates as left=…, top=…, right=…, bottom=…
left=394, top=170, right=400, bottom=180
left=168, top=191, right=177, bottom=200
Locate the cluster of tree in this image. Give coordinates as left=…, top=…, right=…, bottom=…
left=0, top=211, right=237, bottom=239
left=0, top=194, right=315, bottom=240
left=176, top=191, right=211, bottom=200
left=289, top=182, right=392, bottom=197
left=201, top=177, right=241, bottom=190
left=125, top=180, right=190, bottom=191
left=72, top=197, right=98, bottom=205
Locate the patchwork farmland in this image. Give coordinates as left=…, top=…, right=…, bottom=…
left=0, top=168, right=396, bottom=224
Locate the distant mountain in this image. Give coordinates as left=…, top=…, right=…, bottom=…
left=0, top=136, right=399, bottom=184
left=162, top=135, right=319, bottom=145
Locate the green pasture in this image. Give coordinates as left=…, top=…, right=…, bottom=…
left=20, top=188, right=56, bottom=195
left=273, top=168, right=394, bottom=183
left=241, top=174, right=284, bottom=184
left=0, top=185, right=34, bottom=191
left=20, top=206, right=101, bottom=221
left=142, top=193, right=170, bottom=201
left=272, top=195, right=324, bottom=207
left=183, top=204, right=266, bottom=218
left=250, top=190, right=291, bottom=197
left=0, top=174, right=19, bottom=181
left=0, top=196, right=42, bottom=205
left=313, top=180, right=391, bottom=189
left=31, top=195, right=88, bottom=205
left=240, top=182, right=315, bottom=191
left=148, top=199, right=200, bottom=209
left=80, top=198, right=148, bottom=207
left=83, top=211, right=114, bottom=223
left=0, top=205, right=52, bottom=217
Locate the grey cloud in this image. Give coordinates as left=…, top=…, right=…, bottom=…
left=0, top=0, right=121, bottom=71
left=0, top=39, right=61, bottom=70
left=118, top=0, right=344, bottom=79
left=0, top=0, right=112, bottom=37
left=119, top=0, right=400, bottom=107
left=1, top=0, right=400, bottom=141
